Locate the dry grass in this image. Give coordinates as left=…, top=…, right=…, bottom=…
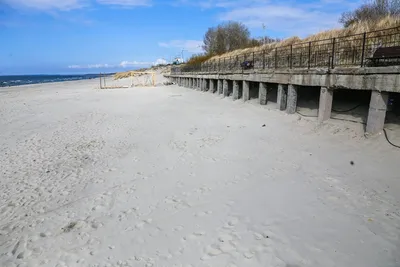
left=114, top=65, right=171, bottom=80
left=207, top=16, right=400, bottom=62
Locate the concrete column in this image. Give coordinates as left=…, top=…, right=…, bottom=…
left=210, top=80, right=215, bottom=93
left=366, top=91, right=389, bottom=135
left=318, top=87, right=333, bottom=123
left=277, top=84, right=288, bottom=111
left=286, top=84, right=298, bottom=114
left=233, top=81, right=240, bottom=100
left=243, top=81, right=250, bottom=102
left=259, top=82, right=267, bottom=105
left=196, top=78, right=200, bottom=90
left=204, top=79, right=209, bottom=91
left=200, top=79, right=204, bottom=91
left=223, top=80, right=229, bottom=97
left=218, top=80, right=223, bottom=94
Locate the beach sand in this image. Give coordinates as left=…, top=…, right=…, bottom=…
left=0, top=73, right=399, bottom=267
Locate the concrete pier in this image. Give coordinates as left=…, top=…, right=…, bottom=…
left=277, top=84, right=288, bottom=111
left=210, top=79, right=215, bottom=93
left=286, top=84, right=297, bottom=114
left=243, top=81, right=250, bottom=101
left=366, top=91, right=389, bottom=135
left=233, top=81, right=240, bottom=100
left=223, top=80, right=229, bottom=97
left=259, top=82, right=268, bottom=105
left=318, top=87, right=333, bottom=123
left=218, top=80, right=223, bottom=94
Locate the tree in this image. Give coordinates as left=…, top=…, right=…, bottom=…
left=202, top=21, right=251, bottom=55
left=339, top=0, right=400, bottom=27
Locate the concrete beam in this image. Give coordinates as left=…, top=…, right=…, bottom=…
left=286, top=84, right=298, bottom=114
left=366, top=91, right=389, bottom=135
left=233, top=81, right=240, bottom=100
left=318, top=87, right=333, bottom=123
left=277, top=84, right=288, bottom=111
left=243, top=81, right=250, bottom=101
left=259, top=82, right=267, bottom=105
left=223, top=80, right=229, bottom=97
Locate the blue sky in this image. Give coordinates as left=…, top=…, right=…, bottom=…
left=0, top=0, right=360, bottom=75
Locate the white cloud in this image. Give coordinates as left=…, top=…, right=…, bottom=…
left=2, top=0, right=85, bottom=11
left=2, top=0, right=151, bottom=10
left=218, top=3, right=342, bottom=37
left=158, top=40, right=203, bottom=53
left=68, top=59, right=167, bottom=69
left=95, top=0, right=151, bottom=7
left=68, top=63, right=113, bottom=69
left=154, top=58, right=168, bottom=65
left=119, top=60, right=152, bottom=67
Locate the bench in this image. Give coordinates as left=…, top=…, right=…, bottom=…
left=240, top=61, right=254, bottom=70
left=367, top=46, right=400, bottom=66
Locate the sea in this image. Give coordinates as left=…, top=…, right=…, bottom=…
left=0, top=74, right=107, bottom=87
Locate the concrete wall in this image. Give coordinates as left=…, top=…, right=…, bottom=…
left=167, top=66, right=400, bottom=93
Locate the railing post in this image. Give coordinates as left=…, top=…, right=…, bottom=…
left=308, top=42, right=311, bottom=69
left=252, top=52, right=255, bottom=69
left=218, top=58, right=220, bottom=72
left=331, top=38, right=336, bottom=69
left=361, top=32, right=367, bottom=67
left=275, top=48, right=278, bottom=69
left=290, top=45, right=293, bottom=69
left=263, top=50, right=265, bottom=69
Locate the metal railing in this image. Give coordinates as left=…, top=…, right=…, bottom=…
left=171, top=26, right=400, bottom=74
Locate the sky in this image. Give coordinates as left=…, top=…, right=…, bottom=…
left=0, top=0, right=360, bottom=75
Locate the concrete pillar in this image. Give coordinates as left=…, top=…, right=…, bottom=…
left=223, top=80, right=229, bottom=97
left=366, top=91, right=389, bottom=135
left=277, top=84, right=288, bottom=111
left=259, top=82, right=267, bottom=105
left=218, top=80, right=223, bottom=94
left=233, top=81, right=240, bottom=100
left=196, top=78, right=200, bottom=90
left=210, top=80, right=215, bottom=93
left=286, top=84, right=298, bottom=114
left=318, top=87, right=333, bottom=123
left=204, top=79, right=209, bottom=91
left=243, top=81, right=250, bottom=101
left=201, top=79, right=205, bottom=91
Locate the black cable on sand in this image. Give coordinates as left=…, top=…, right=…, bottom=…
left=332, top=104, right=363, bottom=113
left=383, top=128, right=400, bottom=149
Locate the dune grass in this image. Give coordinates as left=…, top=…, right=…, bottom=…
left=206, top=16, right=400, bottom=62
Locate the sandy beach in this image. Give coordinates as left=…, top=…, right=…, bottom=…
left=0, top=74, right=399, bottom=267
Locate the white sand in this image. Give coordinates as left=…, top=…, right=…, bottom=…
left=0, top=76, right=399, bottom=267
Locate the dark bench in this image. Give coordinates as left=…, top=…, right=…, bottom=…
left=367, top=46, right=400, bottom=66
left=240, top=61, right=254, bottom=70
